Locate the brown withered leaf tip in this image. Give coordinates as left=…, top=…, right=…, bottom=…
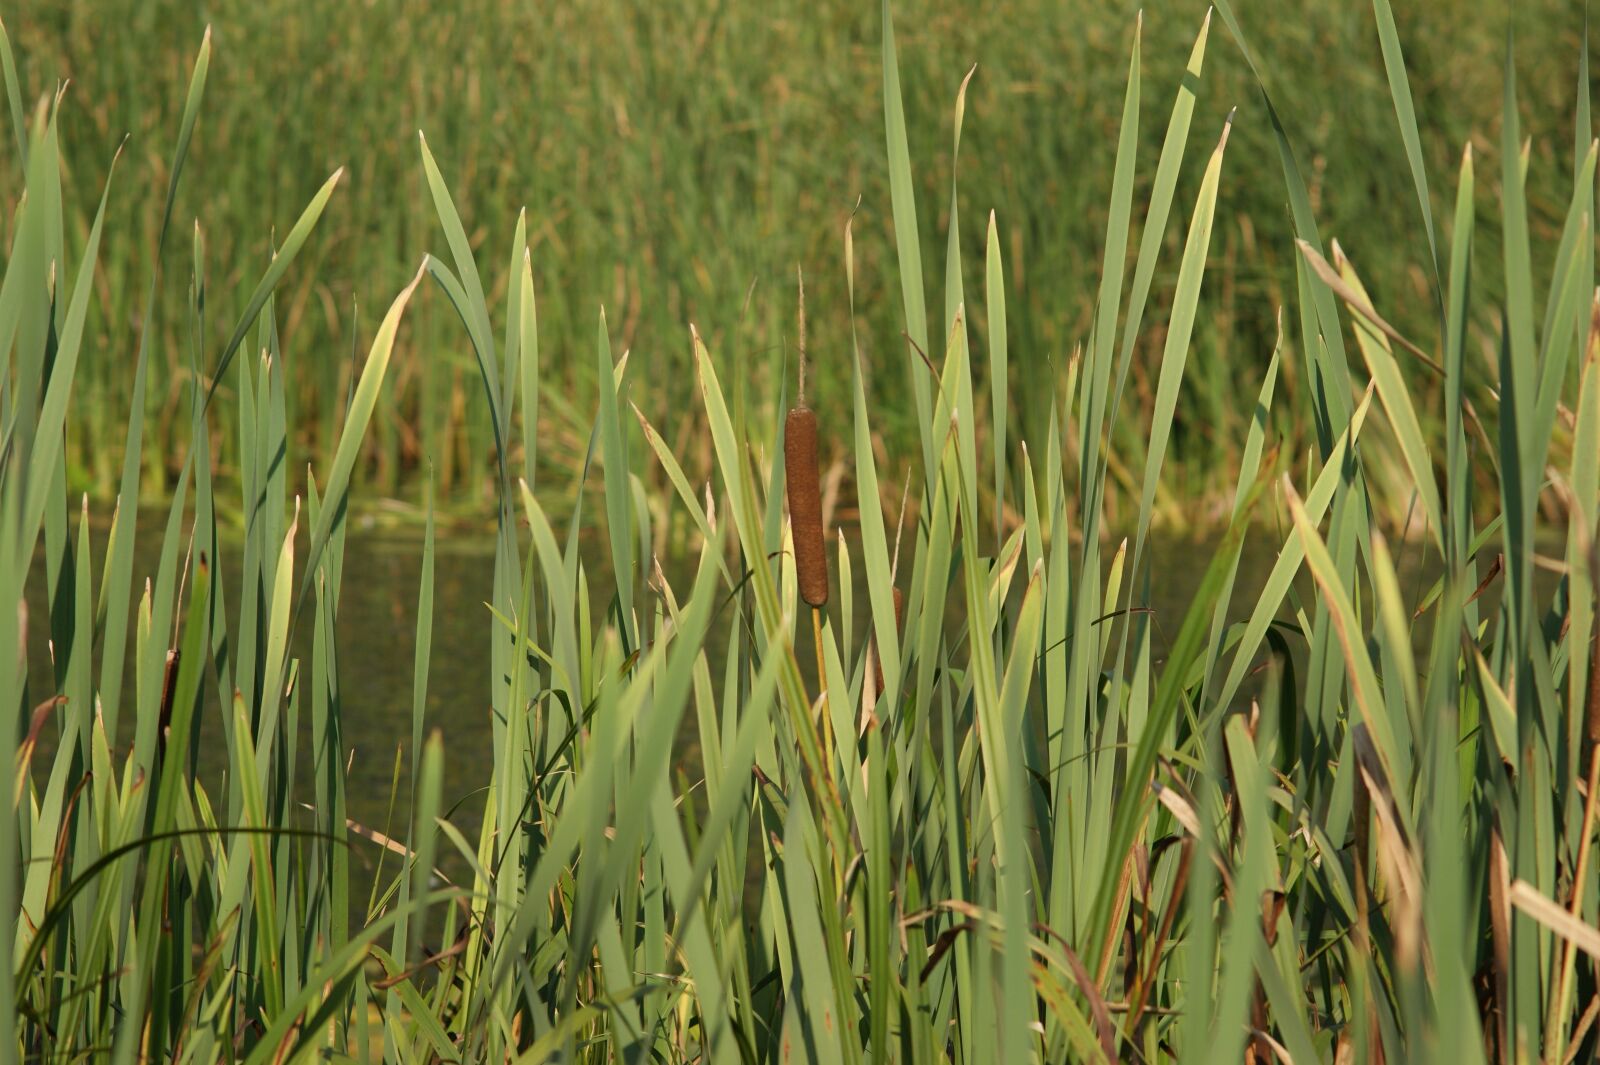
left=784, top=405, right=828, bottom=608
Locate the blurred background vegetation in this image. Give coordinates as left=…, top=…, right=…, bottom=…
left=4, top=0, right=1593, bottom=520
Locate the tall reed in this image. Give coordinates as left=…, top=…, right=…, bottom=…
left=4, top=2, right=1600, bottom=1062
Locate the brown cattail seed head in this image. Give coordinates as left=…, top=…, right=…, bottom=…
left=785, top=405, right=828, bottom=607
left=872, top=586, right=907, bottom=698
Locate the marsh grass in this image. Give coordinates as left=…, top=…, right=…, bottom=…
left=2, top=0, right=1593, bottom=513
left=5, top=2, right=1600, bottom=1062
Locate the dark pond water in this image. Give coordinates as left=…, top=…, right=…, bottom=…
left=21, top=525, right=504, bottom=842
left=23, top=518, right=1440, bottom=876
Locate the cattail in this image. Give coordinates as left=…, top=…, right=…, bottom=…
left=872, top=586, right=905, bottom=697
left=155, top=649, right=181, bottom=762
left=787, top=267, right=828, bottom=608
left=786, top=406, right=828, bottom=607
left=872, top=476, right=913, bottom=696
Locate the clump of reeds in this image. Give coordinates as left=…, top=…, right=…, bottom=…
left=9, top=5, right=1600, bottom=1063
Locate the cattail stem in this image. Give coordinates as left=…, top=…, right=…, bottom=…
left=1547, top=743, right=1600, bottom=1055
left=813, top=605, right=833, bottom=766
left=789, top=265, right=830, bottom=759
left=1550, top=587, right=1600, bottom=1055
left=796, top=265, right=808, bottom=407
left=155, top=649, right=181, bottom=765
left=872, top=586, right=905, bottom=700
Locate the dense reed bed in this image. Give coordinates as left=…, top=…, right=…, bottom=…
left=1, top=0, right=1591, bottom=510
left=6, top=1, right=1600, bottom=1061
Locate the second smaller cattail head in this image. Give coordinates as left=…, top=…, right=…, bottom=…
left=785, top=405, right=828, bottom=608
left=872, top=585, right=906, bottom=697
